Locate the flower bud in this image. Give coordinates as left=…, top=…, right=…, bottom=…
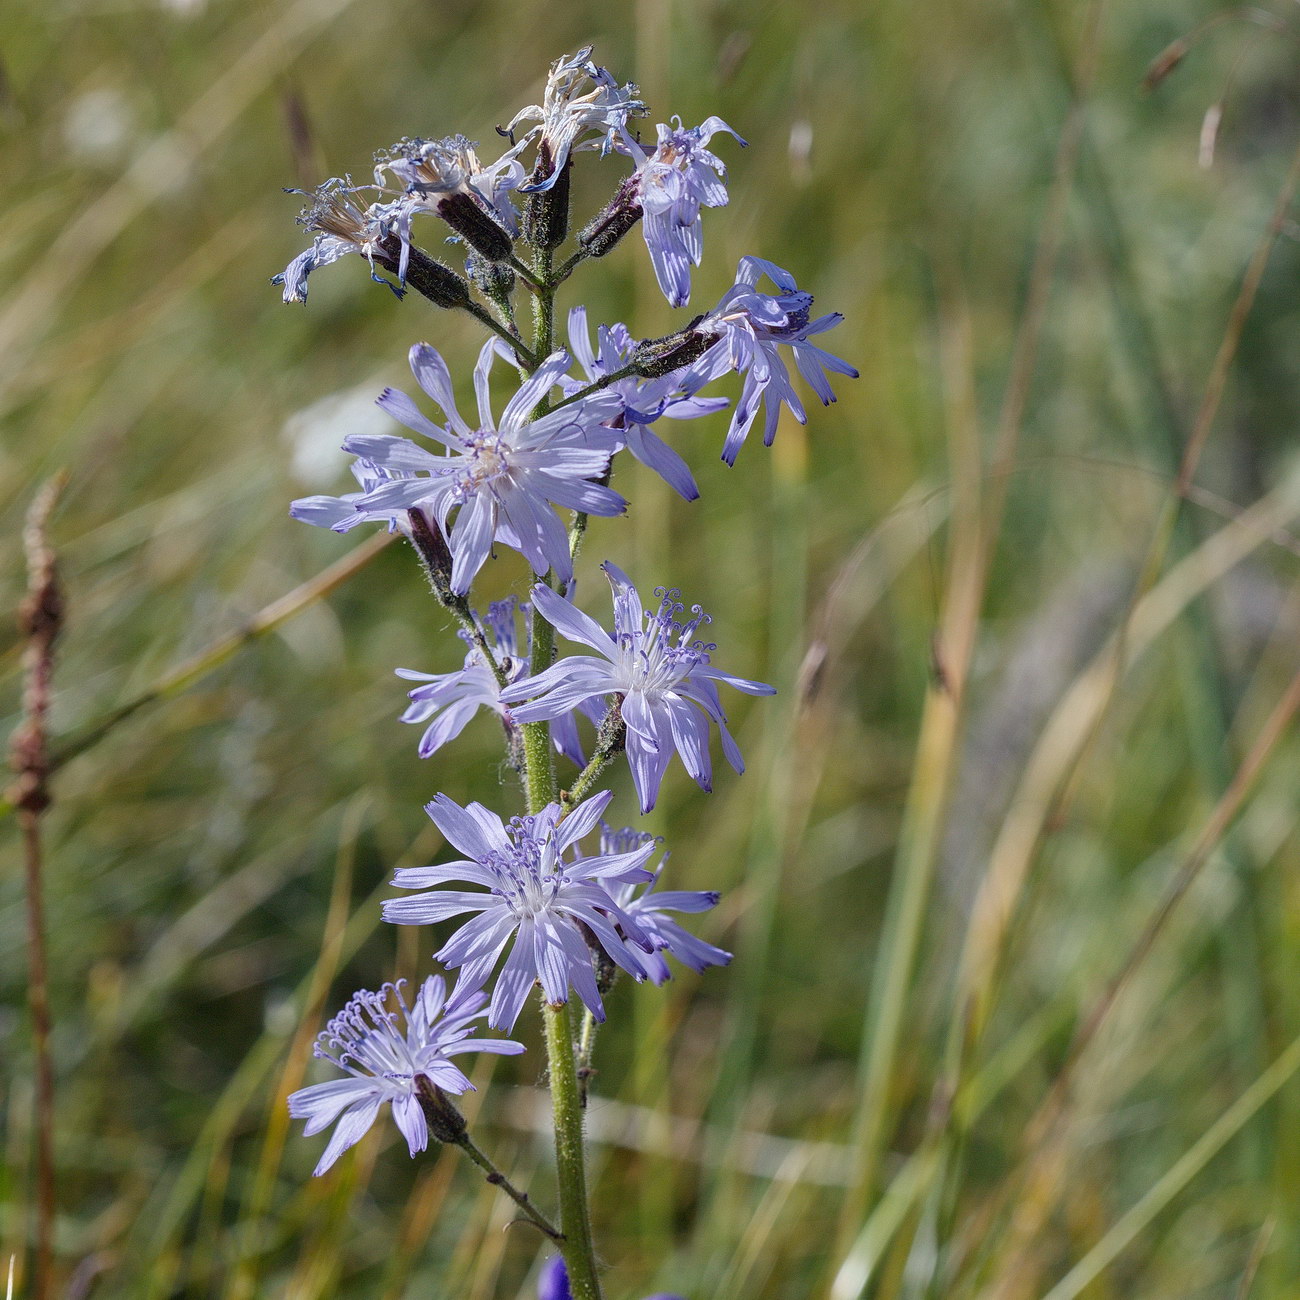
left=374, top=237, right=470, bottom=308
left=522, top=148, right=571, bottom=251
left=414, top=1075, right=468, bottom=1145
left=578, top=177, right=642, bottom=258
left=630, top=317, right=712, bottom=377
left=467, top=251, right=516, bottom=304
left=436, top=192, right=514, bottom=263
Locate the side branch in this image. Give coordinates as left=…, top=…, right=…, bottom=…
left=405, top=511, right=511, bottom=693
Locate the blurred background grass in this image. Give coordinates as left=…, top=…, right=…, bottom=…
left=3, top=0, right=1300, bottom=1295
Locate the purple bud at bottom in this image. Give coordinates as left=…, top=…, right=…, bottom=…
left=538, top=1256, right=573, bottom=1300
left=538, top=1257, right=687, bottom=1300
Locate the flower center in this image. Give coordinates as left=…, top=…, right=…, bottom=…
left=489, top=818, right=565, bottom=920
left=614, top=588, right=715, bottom=696
left=459, top=431, right=511, bottom=492
left=314, top=984, right=418, bottom=1083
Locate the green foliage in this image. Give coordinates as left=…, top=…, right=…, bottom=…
left=3, top=0, right=1300, bottom=1296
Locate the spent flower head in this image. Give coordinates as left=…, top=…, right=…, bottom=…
left=502, top=563, right=776, bottom=813
left=273, top=178, right=403, bottom=303
left=287, top=976, right=523, bottom=1176
left=375, top=133, right=524, bottom=267
left=382, top=790, right=659, bottom=1031
left=509, top=46, right=646, bottom=193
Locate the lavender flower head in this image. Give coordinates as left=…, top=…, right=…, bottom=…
left=338, top=339, right=626, bottom=592
left=619, top=116, right=745, bottom=307
left=395, top=596, right=589, bottom=766
left=694, top=255, right=859, bottom=464
left=287, top=976, right=523, bottom=1176
left=509, top=46, right=646, bottom=192
left=539, top=1257, right=685, bottom=1300
left=502, top=563, right=776, bottom=813
left=382, top=790, right=662, bottom=1031
left=273, top=178, right=403, bottom=303
left=562, top=306, right=728, bottom=501
left=578, top=825, right=731, bottom=983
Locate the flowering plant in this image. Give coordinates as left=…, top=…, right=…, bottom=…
left=276, top=44, right=854, bottom=1298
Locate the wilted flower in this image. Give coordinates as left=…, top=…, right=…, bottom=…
left=339, top=339, right=626, bottom=592
left=509, top=47, right=646, bottom=192
left=287, top=976, right=523, bottom=1176
left=376, top=133, right=524, bottom=266
left=563, top=306, right=728, bottom=500
left=693, top=255, right=859, bottom=463
left=272, top=178, right=404, bottom=303
left=502, top=564, right=776, bottom=813
left=538, top=1256, right=685, bottom=1300
left=382, top=790, right=658, bottom=1032
left=578, top=825, right=731, bottom=983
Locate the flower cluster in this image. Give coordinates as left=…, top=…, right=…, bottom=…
left=277, top=44, right=854, bottom=1296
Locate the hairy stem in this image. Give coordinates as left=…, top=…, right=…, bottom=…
left=562, top=705, right=625, bottom=809
left=515, top=245, right=603, bottom=1297
left=463, top=299, right=539, bottom=370
left=542, top=1000, right=602, bottom=1299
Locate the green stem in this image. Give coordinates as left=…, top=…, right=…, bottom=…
left=554, top=246, right=589, bottom=284
left=455, top=1133, right=564, bottom=1241
left=577, top=1006, right=600, bottom=1105
left=515, top=242, right=603, bottom=1296
left=542, top=999, right=603, bottom=1300
left=562, top=705, right=625, bottom=809
left=531, top=246, right=555, bottom=368
left=463, top=299, right=539, bottom=370
left=508, top=254, right=545, bottom=290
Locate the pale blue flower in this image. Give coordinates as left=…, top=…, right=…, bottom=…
left=341, top=339, right=626, bottom=593
left=578, top=825, right=731, bottom=983
left=395, top=596, right=590, bottom=766
left=618, top=116, right=745, bottom=307
left=382, top=790, right=658, bottom=1032
left=693, top=256, right=859, bottom=464
left=562, top=306, right=728, bottom=500
left=288, top=976, right=523, bottom=1176
left=501, top=564, right=776, bottom=813
left=289, top=457, right=417, bottom=534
